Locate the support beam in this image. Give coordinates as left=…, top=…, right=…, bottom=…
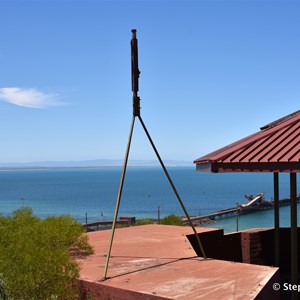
left=273, top=172, right=280, bottom=267
left=290, top=172, right=298, bottom=297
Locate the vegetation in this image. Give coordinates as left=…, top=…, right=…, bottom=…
left=0, top=209, right=183, bottom=299
left=130, top=215, right=184, bottom=226
left=0, top=207, right=93, bottom=300
left=133, top=219, right=154, bottom=226
left=116, top=214, right=184, bottom=228
left=160, top=214, right=184, bottom=226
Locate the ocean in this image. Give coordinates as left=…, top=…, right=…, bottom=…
left=0, top=166, right=299, bottom=233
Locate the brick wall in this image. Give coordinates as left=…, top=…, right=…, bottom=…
left=187, top=227, right=300, bottom=273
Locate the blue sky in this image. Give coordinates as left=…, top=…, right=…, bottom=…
left=0, top=0, right=299, bottom=163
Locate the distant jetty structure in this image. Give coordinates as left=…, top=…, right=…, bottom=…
left=184, top=193, right=300, bottom=225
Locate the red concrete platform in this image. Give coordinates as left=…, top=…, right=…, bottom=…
left=77, top=225, right=279, bottom=299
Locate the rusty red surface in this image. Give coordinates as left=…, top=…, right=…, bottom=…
left=194, top=110, right=300, bottom=172
left=77, top=225, right=279, bottom=300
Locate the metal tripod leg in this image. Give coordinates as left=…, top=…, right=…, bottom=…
left=138, top=116, right=207, bottom=259
left=102, top=116, right=135, bottom=280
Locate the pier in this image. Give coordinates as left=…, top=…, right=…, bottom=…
left=183, top=194, right=300, bottom=225
left=82, top=195, right=300, bottom=229
left=186, top=207, right=239, bottom=224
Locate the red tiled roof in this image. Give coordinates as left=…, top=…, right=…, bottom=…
left=194, top=110, right=300, bottom=173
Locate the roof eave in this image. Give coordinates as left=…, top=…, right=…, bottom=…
left=195, top=161, right=300, bottom=173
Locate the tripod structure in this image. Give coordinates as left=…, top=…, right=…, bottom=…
left=102, top=29, right=206, bottom=280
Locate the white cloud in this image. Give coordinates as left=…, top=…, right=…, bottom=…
left=0, top=87, right=63, bottom=109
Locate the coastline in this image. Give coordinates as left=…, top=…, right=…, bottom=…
left=0, top=167, right=297, bottom=233
left=0, top=165, right=194, bottom=171
left=0, top=159, right=194, bottom=171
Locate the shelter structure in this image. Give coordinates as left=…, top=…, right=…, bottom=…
left=194, top=110, right=300, bottom=298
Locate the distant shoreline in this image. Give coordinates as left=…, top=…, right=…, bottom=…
left=0, top=159, right=193, bottom=170
left=0, top=165, right=194, bottom=171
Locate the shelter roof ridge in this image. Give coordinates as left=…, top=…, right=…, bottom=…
left=260, top=110, right=300, bottom=131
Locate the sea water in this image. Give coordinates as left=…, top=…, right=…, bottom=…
left=0, top=167, right=299, bottom=233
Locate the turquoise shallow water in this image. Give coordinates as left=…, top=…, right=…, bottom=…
left=207, top=205, right=300, bottom=233
left=0, top=167, right=299, bottom=232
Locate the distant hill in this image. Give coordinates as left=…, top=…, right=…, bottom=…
left=0, top=159, right=193, bottom=169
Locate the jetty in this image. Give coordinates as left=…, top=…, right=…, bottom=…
left=82, top=193, right=300, bottom=229
left=183, top=193, right=300, bottom=225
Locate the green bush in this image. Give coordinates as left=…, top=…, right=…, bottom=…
left=133, top=219, right=154, bottom=226
left=115, top=223, right=129, bottom=228
left=160, top=214, right=184, bottom=226
left=0, top=207, right=93, bottom=300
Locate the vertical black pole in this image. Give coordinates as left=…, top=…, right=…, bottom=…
left=290, top=172, right=297, bottom=295
left=131, top=29, right=140, bottom=117
left=274, top=172, right=280, bottom=267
